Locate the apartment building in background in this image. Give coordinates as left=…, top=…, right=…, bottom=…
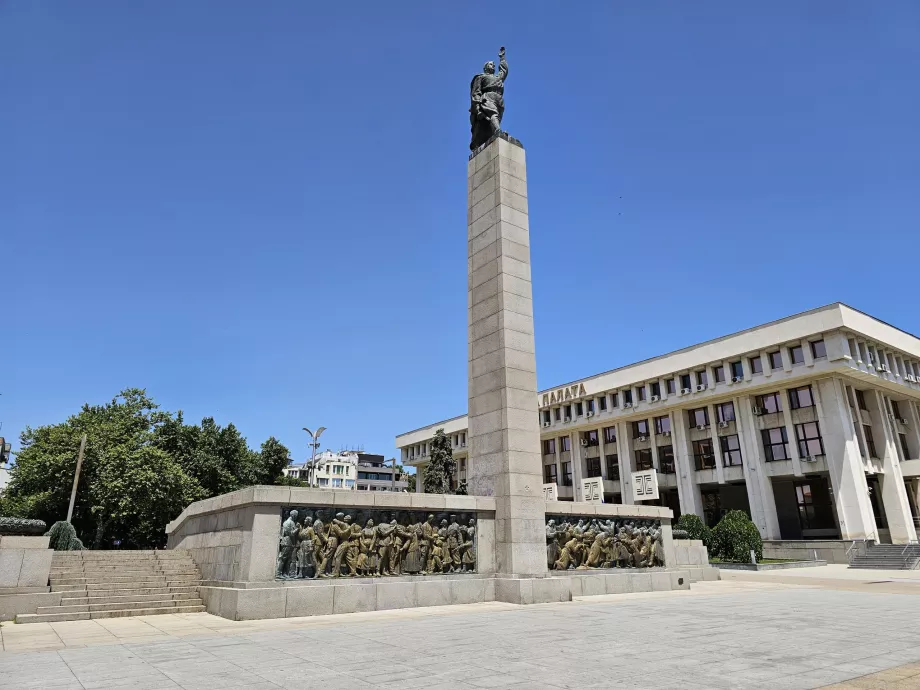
left=396, top=304, right=920, bottom=544
left=283, top=450, right=407, bottom=492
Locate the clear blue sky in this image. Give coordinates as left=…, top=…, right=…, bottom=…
left=2, top=2, right=918, bottom=468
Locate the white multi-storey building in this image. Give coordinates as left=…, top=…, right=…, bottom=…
left=282, top=451, right=408, bottom=492
left=283, top=450, right=357, bottom=490
left=396, top=304, right=920, bottom=544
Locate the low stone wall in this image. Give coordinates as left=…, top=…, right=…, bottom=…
left=0, top=536, right=56, bottom=621
left=671, top=539, right=719, bottom=583
left=762, top=539, right=868, bottom=565
left=0, top=536, right=53, bottom=589
left=166, top=487, right=694, bottom=619
left=166, top=486, right=499, bottom=584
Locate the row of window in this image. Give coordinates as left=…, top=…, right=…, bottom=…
left=317, top=478, right=357, bottom=488
left=539, top=340, right=827, bottom=425
left=543, top=419, right=827, bottom=484
left=848, top=338, right=920, bottom=381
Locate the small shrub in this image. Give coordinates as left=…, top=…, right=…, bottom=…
left=710, top=510, right=763, bottom=563
left=675, top=513, right=711, bottom=547
left=45, top=521, right=85, bottom=551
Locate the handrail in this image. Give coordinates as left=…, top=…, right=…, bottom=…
left=901, top=539, right=919, bottom=558
left=845, top=539, right=867, bottom=562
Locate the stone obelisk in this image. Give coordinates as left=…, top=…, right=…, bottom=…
left=467, top=132, right=546, bottom=577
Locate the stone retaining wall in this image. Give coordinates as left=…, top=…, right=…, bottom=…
left=762, top=539, right=868, bottom=564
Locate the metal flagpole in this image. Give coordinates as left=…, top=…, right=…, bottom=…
left=66, top=434, right=87, bottom=523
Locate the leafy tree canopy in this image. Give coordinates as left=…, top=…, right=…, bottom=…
left=0, top=388, right=292, bottom=549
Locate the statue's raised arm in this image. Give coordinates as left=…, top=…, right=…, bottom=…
left=469, top=47, right=508, bottom=151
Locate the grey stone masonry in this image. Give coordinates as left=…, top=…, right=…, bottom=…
left=467, top=132, right=545, bottom=577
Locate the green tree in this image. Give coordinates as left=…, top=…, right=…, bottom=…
left=257, top=437, right=293, bottom=485
left=422, top=429, right=456, bottom=494
left=1, top=388, right=293, bottom=548
left=710, top=510, right=763, bottom=563
left=675, top=513, right=712, bottom=548
left=0, top=389, right=187, bottom=548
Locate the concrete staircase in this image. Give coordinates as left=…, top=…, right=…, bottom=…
left=849, top=543, right=920, bottom=570
left=16, top=550, right=204, bottom=623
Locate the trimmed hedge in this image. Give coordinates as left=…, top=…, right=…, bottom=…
left=0, top=517, right=47, bottom=536
left=675, top=513, right=711, bottom=547
left=45, top=521, right=85, bottom=551
left=710, top=510, right=763, bottom=563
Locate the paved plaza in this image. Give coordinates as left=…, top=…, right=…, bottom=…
left=2, top=581, right=920, bottom=689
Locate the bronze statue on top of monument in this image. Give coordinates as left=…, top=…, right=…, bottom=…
left=469, top=47, right=508, bottom=151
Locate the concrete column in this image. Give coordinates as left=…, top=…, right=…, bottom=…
left=908, top=402, right=920, bottom=458
left=553, top=435, right=562, bottom=488
left=571, top=431, right=584, bottom=502
left=672, top=411, right=703, bottom=517
left=415, top=464, right=424, bottom=493
left=816, top=378, right=878, bottom=540
left=735, top=395, right=780, bottom=538
left=762, top=349, right=774, bottom=378
left=617, top=422, right=635, bottom=504
left=742, top=357, right=754, bottom=382
left=780, top=346, right=793, bottom=374
left=598, top=426, right=608, bottom=479
left=804, top=339, right=815, bottom=368
left=467, top=133, right=544, bottom=576
left=779, top=388, right=804, bottom=476
left=707, top=404, right=725, bottom=484
left=872, top=390, right=917, bottom=543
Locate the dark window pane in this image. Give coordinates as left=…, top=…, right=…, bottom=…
left=666, top=378, right=676, bottom=394
left=730, top=361, right=744, bottom=378
left=769, top=351, right=783, bottom=370
left=680, top=374, right=692, bottom=390
left=586, top=457, right=601, bottom=477
left=811, top=340, right=826, bottom=359
left=659, top=445, right=675, bottom=473
left=790, top=345, right=805, bottom=365
left=750, top=356, right=763, bottom=374
left=713, top=366, right=725, bottom=383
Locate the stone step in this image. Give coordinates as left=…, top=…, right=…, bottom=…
left=51, top=580, right=201, bottom=592
left=50, top=568, right=199, bottom=578
left=52, top=585, right=200, bottom=597
left=50, top=574, right=200, bottom=585
left=37, top=598, right=204, bottom=615
left=52, top=555, right=193, bottom=562
left=61, top=591, right=201, bottom=606
left=16, top=604, right=206, bottom=624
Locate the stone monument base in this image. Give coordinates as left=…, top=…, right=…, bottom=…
left=196, top=567, right=717, bottom=620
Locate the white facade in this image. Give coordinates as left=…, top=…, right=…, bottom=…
left=397, top=304, right=920, bottom=543
left=283, top=450, right=357, bottom=490
left=0, top=462, right=10, bottom=496
left=282, top=451, right=408, bottom=492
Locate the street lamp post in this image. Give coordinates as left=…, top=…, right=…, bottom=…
left=302, top=427, right=326, bottom=487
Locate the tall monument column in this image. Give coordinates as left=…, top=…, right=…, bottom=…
left=467, top=132, right=546, bottom=576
